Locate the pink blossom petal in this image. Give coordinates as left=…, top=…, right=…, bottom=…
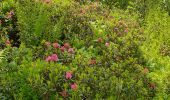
left=105, top=42, right=110, bottom=47
left=64, top=43, right=70, bottom=49
left=45, top=56, right=52, bottom=62
left=60, top=46, right=66, bottom=52
left=66, top=72, right=72, bottom=79
left=52, top=43, right=60, bottom=49
left=71, top=83, right=77, bottom=91
left=68, top=48, right=74, bottom=53
left=51, top=54, right=59, bottom=62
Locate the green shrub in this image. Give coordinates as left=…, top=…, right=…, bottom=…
left=0, top=10, right=156, bottom=99
left=0, top=44, right=33, bottom=99
left=0, top=0, right=19, bottom=47
left=163, top=0, right=170, bottom=15
left=1, top=0, right=170, bottom=99
left=15, top=0, right=72, bottom=46
left=141, top=6, right=170, bottom=99
left=0, top=45, right=154, bottom=99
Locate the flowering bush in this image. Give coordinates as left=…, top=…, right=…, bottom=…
left=0, top=0, right=170, bottom=99
left=0, top=0, right=19, bottom=48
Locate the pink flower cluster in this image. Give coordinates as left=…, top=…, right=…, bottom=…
left=65, top=71, right=72, bottom=80
left=65, top=72, right=78, bottom=90
left=52, top=42, right=60, bottom=49
left=45, top=54, right=59, bottom=62
left=105, top=42, right=110, bottom=47
left=97, top=37, right=110, bottom=47
left=71, top=83, right=78, bottom=91
left=45, top=41, right=74, bottom=54
left=60, top=43, right=74, bottom=53
left=60, top=83, right=78, bottom=97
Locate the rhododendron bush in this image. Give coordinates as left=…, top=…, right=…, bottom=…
left=0, top=0, right=170, bottom=99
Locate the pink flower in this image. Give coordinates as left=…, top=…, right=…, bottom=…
left=45, top=56, right=52, bottom=62
left=105, top=42, right=110, bottom=47
left=60, top=46, right=66, bottom=52
left=45, top=54, right=59, bottom=62
left=71, top=83, right=77, bottom=91
left=68, top=48, right=74, bottom=53
left=52, top=43, right=60, bottom=49
left=64, top=43, right=70, bottom=49
left=51, top=54, right=59, bottom=61
left=66, top=72, right=72, bottom=79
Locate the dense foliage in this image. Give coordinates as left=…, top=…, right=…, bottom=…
left=0, top=0, right=170, bottom=99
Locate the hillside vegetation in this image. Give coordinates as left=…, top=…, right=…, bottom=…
left=0, top=0, right=170, bottom=99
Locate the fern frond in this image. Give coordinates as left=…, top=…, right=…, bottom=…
left=0, top=50, right=4, bottom=63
